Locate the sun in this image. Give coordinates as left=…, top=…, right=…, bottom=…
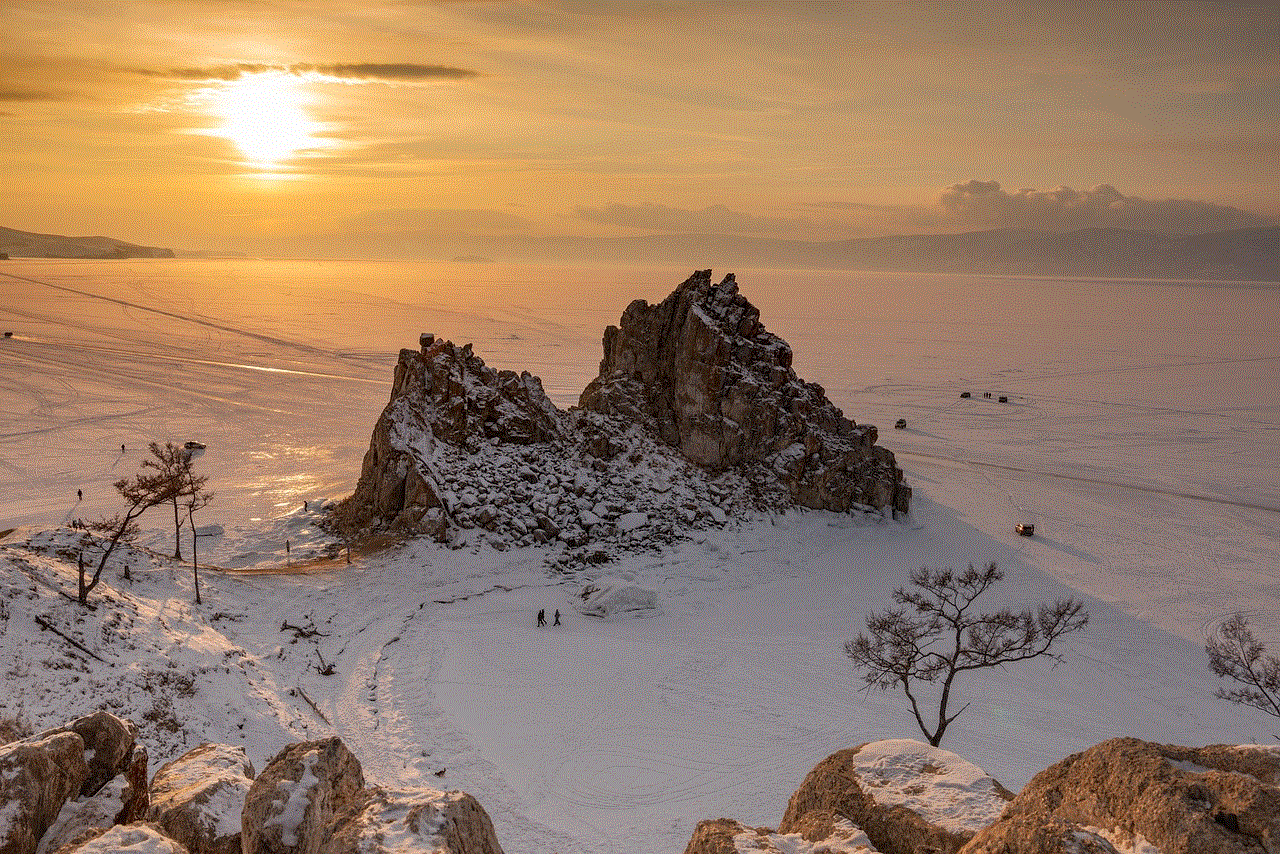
left=207, top=73, right=326, bottom=167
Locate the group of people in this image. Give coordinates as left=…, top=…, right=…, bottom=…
left=536, top=609, right=561, bottom=627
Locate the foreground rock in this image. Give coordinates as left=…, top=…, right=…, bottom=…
left=0, top=730, right=89, bottom=854
left=241, top=737, right=365, bottom=854
left=683, top=816, right=879, bottom=853
left=149, top=743, right=256, bottom=854
left=338, top=271, right=909, bottom=566
left=779, top=740, right=1012, bottom=854
left=961, top=738, right=1280, bottom=854
left=324, top=787, right=505, bottom=854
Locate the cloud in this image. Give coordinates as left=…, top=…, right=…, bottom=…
left=132, top=62, right=480, bottom=83
left=0, top=88, right=72, bottom=102
left=931, top=180, right=1274, bottom=234
left=575, top=203, right=814, bottom=235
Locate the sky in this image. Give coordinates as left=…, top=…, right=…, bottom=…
left=2, top=1, right=1277, bottom=255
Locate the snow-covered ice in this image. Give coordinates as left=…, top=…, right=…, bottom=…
left=1, top=259, right=1278, bottom=853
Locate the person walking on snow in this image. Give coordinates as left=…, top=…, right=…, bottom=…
left=553, top=610, right=561, bottom=626
left=77, top=489, right=82, bottom=501
left=537, top=609, right=546, bottom=627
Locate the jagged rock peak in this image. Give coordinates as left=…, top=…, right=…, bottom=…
left=581, top=269, right=909, bottom=513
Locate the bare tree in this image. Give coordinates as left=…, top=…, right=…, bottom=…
left=845, top=562, right=1089, bottom=746
left=77, top=467, right=176, bottom=605
left=142, top=441, right=209, bottom=560
left=185, top=483, right=214, bottom=604
left=1206, top=614, right=1280, bottom=720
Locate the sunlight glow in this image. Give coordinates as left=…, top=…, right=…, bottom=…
left=208, top=73, right=326, bottom=167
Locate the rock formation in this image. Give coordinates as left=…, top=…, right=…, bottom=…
left=338, top=271, right=909, bottom=563
left=149, top=743, right=256, bottom=854
left=776, top=740, right=1012, bottom=854
left=0, top=730, right=89, bottom=854
left=0, top=716, right=505, bottom=854
left=241, top=737, right=365, bottom=854
left=960, top=738, right=1280, bottom=854
left=581, top=269, right=906, bottom=513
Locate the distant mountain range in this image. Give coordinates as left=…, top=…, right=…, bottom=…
left=0, top=226, right=174, bottom=259
left=4, top=224, right=1276, bottom=280
left=450, top=225, right=1277, bottom=282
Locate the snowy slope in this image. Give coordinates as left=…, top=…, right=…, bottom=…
left=2, top=259, right=1278, bottom=853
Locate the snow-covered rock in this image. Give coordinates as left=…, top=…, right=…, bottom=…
left=575, top=578, right=662, bottom=619
left=580, top=270, right=909, bottom=514
left=322, top=786, right=506, bottom=854
left=683, top=817, right=879, bottom=853
left=148, top=743, right=255, bottom=854
left=779, top=740, right=1013, bottom=854
left=39, top=712, right=139, bottom=800
left=0, top=731, right=89, bottom=854
left=960, top=738, right=1280, bottom=854
left=241, top=737, right=364, bottom=854
left=335, top=271, right=909, bottom=567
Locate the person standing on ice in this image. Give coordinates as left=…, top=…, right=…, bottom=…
left=553, top=610, right=561, bottom=626
left=77, top=489, right=82, bottom=501
left=537, top=609, right=546, bottom=627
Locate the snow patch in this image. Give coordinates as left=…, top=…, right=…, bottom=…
left=849, top=739, right=1008, bottom=834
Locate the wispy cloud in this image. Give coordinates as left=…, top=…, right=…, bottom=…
left=131, top=62, right=480, bottom=83
left=575, top=203, right=814, bottom=235
left=927, top=180, right=1274, bottom=234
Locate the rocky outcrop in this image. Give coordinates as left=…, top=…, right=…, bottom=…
left=323, top=787, right=506, bottom=854
left=778, top=740, right=1012, bottom=854
left=961, top=738, right=1280, bottom=854
left=0, top=731, right=89, bottom=854
left=339, top=271, right=909, bottom=563
left=241, top=737, right=365, bottom=854
left=683, top=817, right=879, bottom=854
left=149, top=743, right=256, bottom=854
left=581, top=270, right=906, bottom=513
left=0, top=718, right=504, bottom=854
left=39, top=711, right=140, bottom=799
left=50, top=823, right=190, bottom=853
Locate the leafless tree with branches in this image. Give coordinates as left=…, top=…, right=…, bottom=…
left=1206, top=614, right=1280, bottom=721
left=845, top=562, right=1089, bottom=746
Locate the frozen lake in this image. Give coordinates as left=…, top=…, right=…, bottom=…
left=3, top=259, right=1276, bottom=644
left=2, top=258, right=1279, bottom=852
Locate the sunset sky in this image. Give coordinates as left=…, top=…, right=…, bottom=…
left=2, top=1, right=1276, bottom=255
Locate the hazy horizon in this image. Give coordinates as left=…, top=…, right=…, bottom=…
left=2, top=2, right=1276, bottom=261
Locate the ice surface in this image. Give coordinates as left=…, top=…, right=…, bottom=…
left=1, top=259, right=1278, bottom=854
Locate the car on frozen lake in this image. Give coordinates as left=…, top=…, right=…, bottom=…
left=894, top=418, right=907, bottom=429
left=1016, top=523, right=1035, bottom=536
left=183, top=440, right=206, bottom=450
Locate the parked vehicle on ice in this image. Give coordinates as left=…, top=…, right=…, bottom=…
left=1016, top=523, right=1035, bottom=536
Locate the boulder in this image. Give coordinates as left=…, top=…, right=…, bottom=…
left=49, top=822, right=189, bottom=853
left=961, top=738, right=1280, bottom=854
left=0, top=731, right=89, bottom=854
left=778, top=739, right=1013, bottom=854
left=575, top=578, right=661, bottom=619
left=683, top=817, right=880, bottom=854
left=39, top=711, right=139, bottom=798
left=149, top=743, right=256, bottom=854
left=321, top=787, right=506, bottom=854
left=956, top=815, right=1123, bottom=854
left=241, top=737, right=364, bottom=854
